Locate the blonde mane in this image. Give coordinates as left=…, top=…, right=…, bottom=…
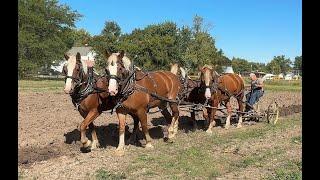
left=170, top=63, right=179, bottom=75
left=107, top=52, right=131, bottom=71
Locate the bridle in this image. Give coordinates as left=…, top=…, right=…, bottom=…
left=105, top=60, right=128, bottom=83
left=63, top=63, right=86, bottom=92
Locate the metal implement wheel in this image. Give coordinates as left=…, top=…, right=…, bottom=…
left=267, top=101, right=279, bottom=125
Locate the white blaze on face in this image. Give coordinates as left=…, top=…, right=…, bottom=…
left=205, top=88, right=211, bottom=99
left=108, top=63, right=118, bottom=95
left=204, top=69, right=211, bottom=99
left=64, top=57, right=76, bottom=93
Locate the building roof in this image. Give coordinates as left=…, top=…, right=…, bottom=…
left=67, top=46, right=94, bottom=56
left=223, top=66, right=234, bottom=73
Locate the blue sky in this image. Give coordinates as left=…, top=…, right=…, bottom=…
left=59, top=0, right=301, bottom=63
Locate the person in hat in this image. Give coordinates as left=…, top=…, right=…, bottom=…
left=245, top=73, right=264, bottom=111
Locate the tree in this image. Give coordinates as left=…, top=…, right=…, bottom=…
left=182, top=15, right=221, bottom=73
left=231, top=57, right=251, bottom=73
left=72, top=28, right=92, bottom=46
left=18, top=0, right=81, bottom=78
left=266, top=55, right=292, bottom=74
left=294, top=55, right=302, bottom=70
left=91, top=21, right=122, bottom=70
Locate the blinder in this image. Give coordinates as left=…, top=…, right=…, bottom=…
left=63, top=63, right=84, bottom=86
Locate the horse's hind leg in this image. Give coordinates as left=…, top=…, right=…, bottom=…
left=168, top=102, right=179, bottom=139
left=80, top=110, right=100, bottom=150
left=89, top=122, right=100, bottom=150
left=237, top=95, right=244, bottom=128
left=191, top=110, right=198, bottom=131
left=225, top=101, right=232, bottom=129
left=159, top=102, right=172, bottom=141
left=137, top=109, right=153, bottom=149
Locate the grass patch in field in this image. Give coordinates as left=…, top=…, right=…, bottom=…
left=265, top=160, right=302, bottom=180
left=291, top=135, right=302, bottom=144
left=244, top=79, right=302, bottom=92
left=95, top=168, right=126, bottom=180
left=124, top=115, right=301, bottom=179
left=18, top=172, right=24, bottom=179
left=18, top=80, right=64, bottom=92
left=264, top=84, right=301, bottom=92
left=128, top=146, right=220, bottom=179
left=229, top=128, right=266, bottom=140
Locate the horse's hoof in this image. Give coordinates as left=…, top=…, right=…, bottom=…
left=168, top=134, right=175, bottom=139
left=82, top=140, right=92, bottom=148
left=128, top=136, right=137, bottom=145
left=206, top=129, right=213, bottom=134
left=236, top=124, right=242, bottom=128
left=225, top=126, right=230, bottom=130
left=145, top=143, right=154, bottom=149
left=164, top=137, right=174, bottom=143
left=90, top=140, right=100, bottom=150
left=115, top=149, right=125, bottom=156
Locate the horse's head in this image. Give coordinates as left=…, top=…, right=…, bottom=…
left=170, top=63, right=187, bottom=79
left=104, top=50, right=131, bottom=96
left=199, top=65, right=218, bottom=99
left=62, top=52, right=88, bottom=94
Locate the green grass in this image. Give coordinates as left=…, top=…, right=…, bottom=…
left=95, top=168, right=126, bottom=180
left=123, top=115, right=301, bottom=179
left=243, top=79, right=302, bottom=92
left=18, top=78, right=302, bottom=93
left=18, top=172, right=23, bottom=179
left=18, top=80, right=64, bottom=92
left=291, top=135, right=302, bottom=144
left=264, top=84, right=302, bottom=92
left=265, top=159, right=302, bottom=180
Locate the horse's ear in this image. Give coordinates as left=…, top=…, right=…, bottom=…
left=104, top=49, right=111, bottom=59
left=118, top=50, right=124, bottom=59
left=76, top=52, right=81, bottom=63
left=64, top=54, right=69, bottom=60
left=198, top=65, right=203, bottom=72
left=118, top=50, right=125, bottom=59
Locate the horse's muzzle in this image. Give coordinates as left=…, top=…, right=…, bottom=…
left=109, top=89, right=118, bottom=96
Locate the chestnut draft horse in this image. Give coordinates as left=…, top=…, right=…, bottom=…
left=105, top=51, right=182, bottom=152
left=170, top=63, right=209, bottom=130
left=200, top=65, right=245, bottom=133
left=63, top=53, right=118, bottom=151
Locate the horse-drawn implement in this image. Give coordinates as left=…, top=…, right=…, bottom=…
left=176, top=97, right=279, bottom=125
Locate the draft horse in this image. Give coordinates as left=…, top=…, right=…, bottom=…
left=105, top=51, right=182, bottom=152
left=170, top=63, right=209, bottom=130
left=63, top=52, right=115, bottom=151
left=200, top=65, right=245, bottom=133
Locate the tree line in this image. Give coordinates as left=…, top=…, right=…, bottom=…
left=18, top=0, right=302, bottom=78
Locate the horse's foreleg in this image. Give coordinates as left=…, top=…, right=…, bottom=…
left=80, top=110, right=99, bottom=149
left=206, top=101, right=218, bottom=134
left=116, top=111, right=127, bottom=152
left=129, top=115, right=139, bottom=145
left=88, top=122, right=100, bottom=150
left=137, top=109, right=153, bottom=149
left=191, top=110, right=198, bottom=131
left=225, top=101, right=232, bottom=129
